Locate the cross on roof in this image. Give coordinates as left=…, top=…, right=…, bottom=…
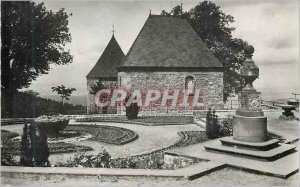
left=112, top=22, right=115, bottom=35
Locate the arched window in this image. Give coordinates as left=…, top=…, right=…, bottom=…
left=185, top=76, right=195, bottom=95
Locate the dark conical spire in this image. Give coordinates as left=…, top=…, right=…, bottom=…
left=86, top=35, right=125, bottom=78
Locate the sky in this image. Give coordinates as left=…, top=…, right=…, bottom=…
left=29, top=0, right=299, bottom=100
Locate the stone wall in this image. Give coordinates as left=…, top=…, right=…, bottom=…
left=87, top=78, right=118, bottom=114
left=118, top=71, right=224, bottom=114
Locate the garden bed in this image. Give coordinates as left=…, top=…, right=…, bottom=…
left=76, top=115, right=194, bottom=125
left=63, top=130, right=208, bottom=169
left=115, top=131, right=209, bottom=169
left=1, top=118, right=35, bottom=126
left=1, top=140, right=93, bottom=155
left=64, top=124, right=138, bottom=145
left=1, top=130, right=19, bottom=142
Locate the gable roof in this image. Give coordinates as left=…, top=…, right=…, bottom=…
left=87, top=35, right=125, bottom=78
left=119, top=15, right=222, bottom=69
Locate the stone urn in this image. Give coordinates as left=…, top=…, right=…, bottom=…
left=35, top=115, right=69, bottom=135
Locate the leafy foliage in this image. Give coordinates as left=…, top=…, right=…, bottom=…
left=77, top=115, right=194, bottom=125
left=124, top=95, right=140, bottom=120
left=206, top=110, right=233, bottom=138
left=220, top=116, right=233, bottom=137
left=20, top=123, right=50, bottom=167
left=2, top=137, right=92, bottom=156
left=51, top=85, right=76, bottom=104
left=89, top=79, right=105, bottom=95
left=1, top=1, right=73, bottom=116
left=125, top=103, right=140, bottom=120
left=1, top=130, right=19, bottom=142
left=1, top=130, right=19, bottom=166
left=65, top=149, right=112, bottom=168
left=206, top=108, right=220, bottom=139
left=2, top=90, right=85, bottom=118
left=161, top=1, right=247, bottom=101
left=1, top=153, right=18, bottom=166
left=65, top=124, right=138, bottom=145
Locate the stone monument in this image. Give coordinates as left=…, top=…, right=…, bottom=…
left=205, top=45, right=296, bottom=161
left=233, top=45, right=267, bottom=142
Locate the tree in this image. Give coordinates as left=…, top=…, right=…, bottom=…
left=20, top=124, right=33, bottom=166
left=89, top=79, right=105, bottom=95
left=20, top=123, right=50, bottom=167
left=161, top=1, right=247, bottom=101
left=206, top=108, right=220, bottom=139
left=1, top=1, right=73, bottom=117
left=124, top=94, right=140, bottom=120
left=51, top=85, right=76, bottom=104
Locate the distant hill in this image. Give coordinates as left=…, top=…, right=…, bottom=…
left=41, top=95, right=87, bottom=106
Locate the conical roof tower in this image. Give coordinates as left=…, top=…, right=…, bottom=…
left=87, top=35, right=125, bottom=78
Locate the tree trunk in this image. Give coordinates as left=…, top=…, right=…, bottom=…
left=1, top=4, right=14, bottom=118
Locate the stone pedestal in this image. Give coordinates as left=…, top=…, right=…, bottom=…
left=204, top=45, right=297, bottom=162
left=233, top=115, right=267, bottom=142
left=233, top=88, right=268, bottom=142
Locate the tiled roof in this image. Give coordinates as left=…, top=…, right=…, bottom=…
left=120, top=15, right=222, bottom=68
left=87, top=35, right=125, bottom=78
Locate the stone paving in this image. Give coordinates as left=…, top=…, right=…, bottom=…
left=166, top=138, right=298, bottom=178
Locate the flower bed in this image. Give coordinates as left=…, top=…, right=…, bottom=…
left=63, top=130, right=208, bottom=169
left=113, top=131, right=208, bottom=169
left=76, top=115, right=194, bottom=126
left=1, top=138, right=92, bottom=155
left=1, top=130, right=19, bottom=142
left=35, top=115, right=69, bottom=134
left=64, top=124, right=138, bottom=145
left=1, top=118, right=35, bottom=126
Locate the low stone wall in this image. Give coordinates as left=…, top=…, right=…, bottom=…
left=193, top=110, right=235, bottom=120
left=1, top=166, right=185, bottom=181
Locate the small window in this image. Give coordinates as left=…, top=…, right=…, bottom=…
left=185, top=76, right=195, bottom=95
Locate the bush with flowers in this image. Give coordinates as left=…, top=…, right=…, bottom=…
left=35, top=114, right=69, bottom=134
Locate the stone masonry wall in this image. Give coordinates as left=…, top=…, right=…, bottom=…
left=118, top=71, right=224, bottom=114
left=87, top=78, right=118, bottom=114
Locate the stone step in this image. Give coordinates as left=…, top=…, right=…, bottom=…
left=220, top=137, right=280, bottom=151
left=204, top=143, right=296, bottom=161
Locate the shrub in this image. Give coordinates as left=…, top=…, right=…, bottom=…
left=1, top=153, right=18, bottom=166
left=125, top=103, right=140, bottom=120
left=19, top=123, right=50, bottom=167
left=220, top=117, right=233, bottom=137
left=206, top=109, right=220, bottom=139
left=35, top=115, right=69, bottom=135
left=111, top=157, right=137, bottom=169
left=66, top=148, right=111, bottom=168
